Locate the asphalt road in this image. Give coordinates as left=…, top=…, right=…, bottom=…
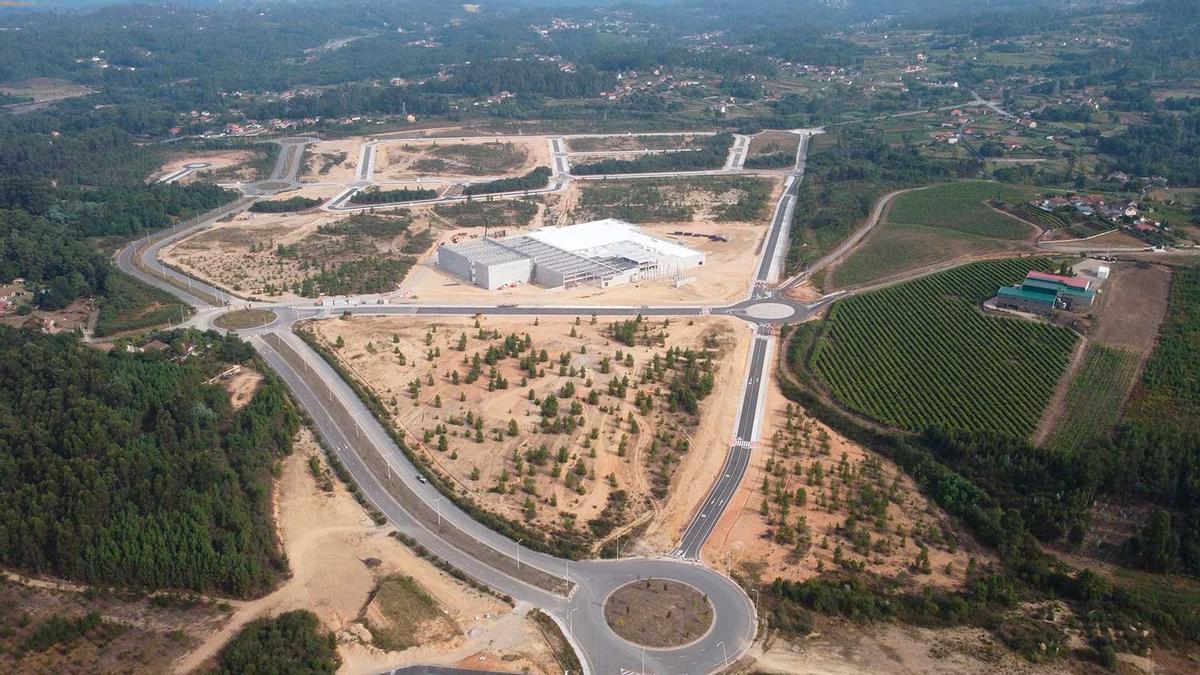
left=114, top=130, right=834, bottom=674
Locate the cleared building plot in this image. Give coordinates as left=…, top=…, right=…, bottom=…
left=310, top=314, right=750, bottom=555
left=564, top=134, right=706, bottom=153
left=375, top=137, right=550, bottom=180
left=161, top=208, right=440, bottom=299
left=702, top=375, right=993, bottom=590
left=437, top=220, right=705, bottom=291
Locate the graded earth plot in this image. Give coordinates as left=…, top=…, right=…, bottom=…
left=563, top=134, right=705, bottom=153
left=744, top=130, right=802, bottom=169
left=704, top=375, right=994, bottom=590
left=375, top=137, right=551, bottom=180
left=571, top=175, right=778, bottom=224
left=151, top=149, right=262, bottom=184
left=309, top=314, right=751, bottom=554
left=299, top=136, right=368, bottom=184
left=161, top=208, right=439, bottom=299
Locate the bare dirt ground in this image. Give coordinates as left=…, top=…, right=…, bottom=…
left=703, top=371, right=993, bottom=590
left=398, top=222, right=764, bottom=306
left=310, top=315, right=751, bottom=553
left=375, top=137, right=550, bottom=180
left=747, top=130, right=801, bottom=158
left=176, top=428, right=560, bottom=674
left=748, top=619, right=1077, bottom=675
left=299, top=136, right=368, bottom=184
left=161, top=208, right=440, bottom=300
left=1040, top=229, right=1148, bottom=251
left=564, top=134, right=702, bottom=153
left=604, top=579, right=713, bottom=648
left=0, top=297, right=95, bottom=335
left=1089, top=263, right=1172, bottom=355
left=217, top=366, right=264, bottom=410
left=149, top=150, right=258, bottom=184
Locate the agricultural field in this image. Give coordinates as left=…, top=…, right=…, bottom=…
left=810, top=258, right=1079, bottom=437
left=1124, top=267, right=1200, bottom=434
left=830, top=222, right=1018, bottom=289
left=884, top=181, right=1034, bottom=239
left=572, top=176, right=776, bottom=224
left=1046, top=344, right=1141, bottom=452
left=309, top=314, right=750, bottom=554
left=161, top=209, right=438, bottom=299
left=830, top=182, right=1037, bottom=288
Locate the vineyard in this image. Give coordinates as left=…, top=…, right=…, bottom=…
left=810, top=258, right=1079, bottom=437
left=1047, top=344, right=1141, bottom=452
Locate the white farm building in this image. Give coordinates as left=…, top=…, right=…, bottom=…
left=437, top=219, right=706, bottom=290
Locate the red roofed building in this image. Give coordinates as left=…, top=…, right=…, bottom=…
left=1026, top=270, right=1091, bottom=290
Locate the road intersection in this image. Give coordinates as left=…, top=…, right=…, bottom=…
left=117, top=129, right=828, bottom=674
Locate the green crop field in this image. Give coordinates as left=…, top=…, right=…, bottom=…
left=1047, top=344, right=1142, bottom=452
left=831, top=222, right=1012, bottom=288
left=811, top=258, right=1079, bottom=437
left=887, top=181, right=1034, bottom=239
left=830, top=181, right=1036, bottom=288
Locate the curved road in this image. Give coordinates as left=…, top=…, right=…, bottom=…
left=117, top=130, right=829, bottom=674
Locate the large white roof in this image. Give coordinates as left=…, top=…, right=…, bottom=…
left=525, top=219, right=701, bottom=260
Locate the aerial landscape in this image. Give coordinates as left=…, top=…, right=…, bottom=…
left=1, top=0, right=1199, bottom=673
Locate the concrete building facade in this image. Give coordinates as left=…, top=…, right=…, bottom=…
left=436, top=219, right=705, bottom=291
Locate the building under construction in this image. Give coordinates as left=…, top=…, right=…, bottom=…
left=437, top=219, right=706, bottom=290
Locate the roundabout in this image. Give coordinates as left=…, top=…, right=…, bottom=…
left=743, top=301, right=796, bottom=320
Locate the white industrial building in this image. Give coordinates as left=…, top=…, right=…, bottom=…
left=437, top=219, right=706, bottom=290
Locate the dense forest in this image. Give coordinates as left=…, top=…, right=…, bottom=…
left=0, top=328, right=298, bottom=597
left=0, top=209, right=109, bottom=309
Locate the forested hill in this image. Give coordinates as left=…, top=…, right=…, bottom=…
left=0, top=328, right=298, bottom=597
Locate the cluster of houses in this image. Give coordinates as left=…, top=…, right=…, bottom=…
left=1033, top=194, right=1166, bottom=233
left=0, top=282, right=28, bottom=316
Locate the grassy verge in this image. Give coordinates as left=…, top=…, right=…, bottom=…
left=213, top=309, right=277, bottom=330
left=95, top=269, right=192, bottom=337
left=530, top=609, right=583, bottom=675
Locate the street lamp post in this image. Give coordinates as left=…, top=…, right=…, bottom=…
left=717, top=641, right=728, bottom=671
left=568, top=607, right=577, bottom=634
left=434, top=496, right=444, bottom=528
left=515, top=538, right=523, bottom=572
